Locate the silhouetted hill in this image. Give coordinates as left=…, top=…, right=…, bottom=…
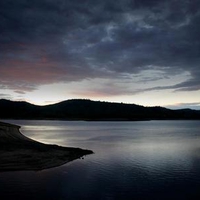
left=0, top=99, right=200, bottom=120
left=0, top=99, right=41, bottom=119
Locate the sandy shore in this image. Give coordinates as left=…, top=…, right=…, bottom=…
left=0, top=121, right=93, bottom=171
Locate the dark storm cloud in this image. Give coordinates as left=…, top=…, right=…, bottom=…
left=0, top=0, right=200, bottom=93
left=142, top=72, right=200, bottom=92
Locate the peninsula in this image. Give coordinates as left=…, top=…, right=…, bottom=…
left=0, top=121, right=93, bottom=171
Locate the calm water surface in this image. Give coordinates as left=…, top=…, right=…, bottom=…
left=1, top=120, right=200, bottom=200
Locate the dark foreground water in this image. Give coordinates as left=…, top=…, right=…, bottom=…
left=1, top=120, right=200, bottom=200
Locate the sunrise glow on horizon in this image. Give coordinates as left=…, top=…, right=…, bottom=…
left=0, top=0, right=200, bottom=110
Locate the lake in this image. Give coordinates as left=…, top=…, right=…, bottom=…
left=0, top=120, right=200, bottom=200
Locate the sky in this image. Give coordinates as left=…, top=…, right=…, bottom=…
left=0, top=0, right=200, bottom=109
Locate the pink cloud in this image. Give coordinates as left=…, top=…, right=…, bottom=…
left=0, top=55, right=68, bottom=91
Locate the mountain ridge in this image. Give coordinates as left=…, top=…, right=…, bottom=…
left=0, top=99, right=200, bottom=120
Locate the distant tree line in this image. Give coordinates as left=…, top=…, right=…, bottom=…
left=0, top=99, right=200, bottom=120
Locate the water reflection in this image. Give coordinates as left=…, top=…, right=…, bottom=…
left=1, top=120, right=200, bottom=199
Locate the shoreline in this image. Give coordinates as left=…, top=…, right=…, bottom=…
left=1, top=118, right=200, bottom=121
left=0, top=121, right=93, bottom=172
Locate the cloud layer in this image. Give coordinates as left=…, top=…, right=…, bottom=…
left=0, top=0, right=200, bottom=95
